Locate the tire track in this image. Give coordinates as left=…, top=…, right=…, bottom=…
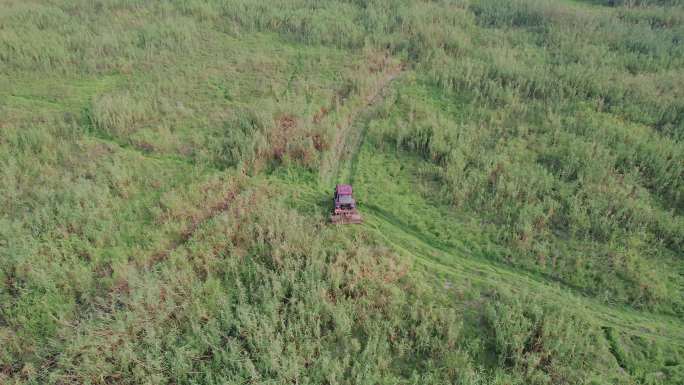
left=279, top=171, right=684, bottom=346
left=360, top=182, right=684, bottom=347
left=321, top=57, right=405, bottom=185
left=144, top=181, right=245, bottom=268
left=312, top=55, right=684, bottom=348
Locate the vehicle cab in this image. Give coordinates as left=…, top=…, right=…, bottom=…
left=334, top=184, right=356, bottom=209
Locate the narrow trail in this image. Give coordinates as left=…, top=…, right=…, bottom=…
left=311, top=55, right=684, bottom=347
left=145, top=182, right=244, bottom=268
left=286, top=180, right=684, bottom=347
left=362, top=207, right=684, bottom=345
left=321, top=58, right=404, bottom=186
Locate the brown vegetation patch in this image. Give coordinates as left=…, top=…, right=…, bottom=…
left=368, top=51, right=392, bottom=74
left=133, top=140, right=155, bottom=153
left=310, top=133, right=328, bottom=151
left=271, top=114, right=299, bottom=160
left=312, top=106, right=329, bottom=124
left=86, top=142, right=115, bottom=160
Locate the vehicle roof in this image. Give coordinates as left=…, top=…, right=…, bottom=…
left=336, top=184, right=353, bottom=195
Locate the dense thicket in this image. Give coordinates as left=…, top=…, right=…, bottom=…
left=1, top=0, right=682, bottom=384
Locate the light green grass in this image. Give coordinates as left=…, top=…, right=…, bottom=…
left=1, top=0, right=683, bottom=384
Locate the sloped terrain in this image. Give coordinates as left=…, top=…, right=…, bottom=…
left=1, top=0, right=683, bottom=384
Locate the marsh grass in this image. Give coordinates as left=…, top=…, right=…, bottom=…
left=1, top=0, right=683, bottom=383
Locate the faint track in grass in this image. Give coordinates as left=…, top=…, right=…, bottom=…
left=361, top=197, right=684, bottom=347
left=281, top=179, right=684, bottom=345
left=322, top=57, right=405, bottom=186
left=144, top=181, right=245, bottom=268
left=309, top=55, right=684, bottom=348
left=267, top=47, right=684, bottom=353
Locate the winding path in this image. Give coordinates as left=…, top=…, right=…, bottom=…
left=314, top=55, right=684, bottom=349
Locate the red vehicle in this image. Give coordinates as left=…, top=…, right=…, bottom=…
left=330, top=184, right=362, bottom=224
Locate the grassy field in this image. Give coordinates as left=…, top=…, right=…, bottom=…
left=1, top=0, right=683, bottom=384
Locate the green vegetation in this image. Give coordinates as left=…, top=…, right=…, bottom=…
left=1, top=0, right=682, bottom=384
